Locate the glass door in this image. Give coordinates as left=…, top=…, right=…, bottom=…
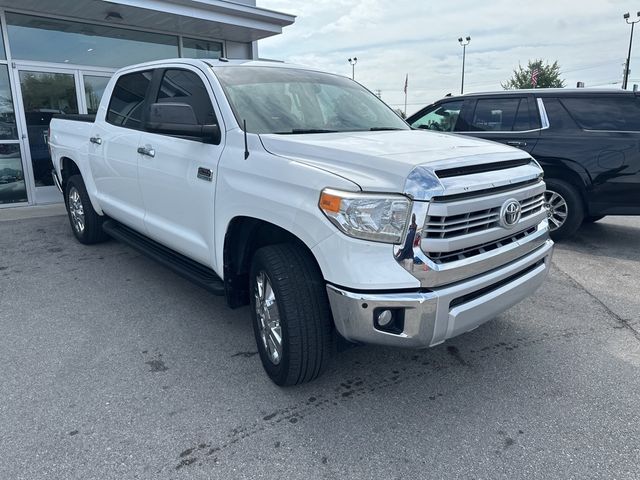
left=14, top=66, right=82, bottom=204
left=0, top=64, right=26, bottom=207
left=80, top=72, right=112, bottom=115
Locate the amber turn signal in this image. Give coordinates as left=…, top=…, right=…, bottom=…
left=319, top=191, right=342, bottom=213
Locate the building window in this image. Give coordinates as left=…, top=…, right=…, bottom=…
left=6, top=13, right=179, bottom=68
left=84, top=76, right=111, bottom=115
left=0, top=66, right=17, bottom=140
left=0, top=144, right=27, bottom=205
left=182, top=37, right=223, bottom=59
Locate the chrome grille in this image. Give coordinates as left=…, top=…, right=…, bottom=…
left=426, top=227, right=537, bottom=264
left=424, top=192, right=544, bottom=239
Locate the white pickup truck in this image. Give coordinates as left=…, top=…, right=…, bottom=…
left=49, top=59, right=553, bottom=385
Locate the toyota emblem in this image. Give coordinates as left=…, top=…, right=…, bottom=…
left=500, top=199, right=522, bottom=228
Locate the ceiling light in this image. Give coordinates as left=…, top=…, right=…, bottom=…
left=105, top=11, right=123, bottom=21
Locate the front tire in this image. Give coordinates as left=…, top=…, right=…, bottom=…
left=544, top=178, right=584, bottom=241
left=65, top=174, right=108, bottom=244
left=250, top=243, right=334, bottom=386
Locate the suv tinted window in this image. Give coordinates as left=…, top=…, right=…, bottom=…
left=471, top=98, right=530, bottom=131
left=561, top=96, right=640, bottom=131
left=156, top=69, right=216, bottom=125
left=541, top=98, right=578, bottom=130
left=410, top=101, right=463, bottom=132
left=106, top=70, right=153, bottom=129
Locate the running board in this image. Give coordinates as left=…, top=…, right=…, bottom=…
left=102, top=220, right=225, bottom=296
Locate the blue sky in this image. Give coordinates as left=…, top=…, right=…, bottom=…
left=258, top=0, right=640, bottom=115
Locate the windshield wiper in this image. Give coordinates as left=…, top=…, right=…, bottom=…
left=274, top=129, right=338, bottom=134
left=369, top=127, right=406, bottom=131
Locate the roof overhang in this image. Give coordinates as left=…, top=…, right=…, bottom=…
left=0, top=0, right=295, bottom=42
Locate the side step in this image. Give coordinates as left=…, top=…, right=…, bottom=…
left=102, top=220, right=225, bottom=296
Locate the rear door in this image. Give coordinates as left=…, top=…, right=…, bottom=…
left=554, top=95, right=640, bottom=211
left=461, top=95, right=540, bottom=154
left=90, top=69, right=153, bottom=231
left=137, top=66, right=224, bottom=265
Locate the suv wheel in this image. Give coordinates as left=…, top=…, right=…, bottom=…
left=249, top=243, right=334, bottom=386
left=544, top=178, right=584, bottom=241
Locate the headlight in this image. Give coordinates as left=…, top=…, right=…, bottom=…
left=319, top=188, right=411, bottom=244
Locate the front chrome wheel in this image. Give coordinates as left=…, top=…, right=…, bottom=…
left=544, top=189, right=568, bottom=231
left=254, top=271, right=282, bottom=365
left=68, top=186, right=85, bottom=234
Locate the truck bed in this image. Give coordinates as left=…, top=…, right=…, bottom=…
left=52, top=114, right=96, bottom=123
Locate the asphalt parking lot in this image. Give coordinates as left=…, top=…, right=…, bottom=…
left=1, top=211, right=639, bottom=480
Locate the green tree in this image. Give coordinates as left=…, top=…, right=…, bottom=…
left=394, top=108, right=407, bottom=119
left=502, top=59, right=565, bottom=89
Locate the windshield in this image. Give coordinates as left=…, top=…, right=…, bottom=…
left=212, top=66, right=409, bottom=134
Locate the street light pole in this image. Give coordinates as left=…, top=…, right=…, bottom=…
left=458, top=36, right=471, bottom=94
left=348, top=57, right=358, bottom=80
left=623, top=12, right=640, bottom=90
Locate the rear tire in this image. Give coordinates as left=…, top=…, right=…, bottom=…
left=249, top=243, right=334, bottom=386
left=65, top=174, right=109, bottom=244
left=544, top=178, right=584, bottom=241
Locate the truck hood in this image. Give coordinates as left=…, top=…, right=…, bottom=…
left=259, top=130, right=535, bottom=199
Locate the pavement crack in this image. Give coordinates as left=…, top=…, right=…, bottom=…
left=551, top=260, right=640, bottom=342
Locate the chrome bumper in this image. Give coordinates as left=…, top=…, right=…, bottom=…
left=51, top=169, right=63, bottom=193
left=327, top=238, right=553, bottom=348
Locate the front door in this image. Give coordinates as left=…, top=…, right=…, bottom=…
left=138, top=67, right=224, bottom=266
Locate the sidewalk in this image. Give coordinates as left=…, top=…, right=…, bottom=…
left=0, top=203, right=66, bottom=222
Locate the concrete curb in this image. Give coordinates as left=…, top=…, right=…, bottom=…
left=0, top=203, right=67, bottom=222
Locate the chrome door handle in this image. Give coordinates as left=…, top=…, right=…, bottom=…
left=89, top=136, right=102, bottom=145
left=506, top=141, right=527, bottom=147
left=137, top=146, right=155, bottom=158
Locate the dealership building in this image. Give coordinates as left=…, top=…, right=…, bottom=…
left=0, top=0, right=293, bottom=207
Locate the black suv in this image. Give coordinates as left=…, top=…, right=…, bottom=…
left=407, top=89, right=640, bottom=239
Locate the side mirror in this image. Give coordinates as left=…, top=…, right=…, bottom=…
left=145, top=102, right=221, bottom=144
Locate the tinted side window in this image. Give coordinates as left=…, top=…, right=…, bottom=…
left=156, top=69, right=216, bottom=125
left=542, top=98, right=579, bottom=130
left=106, top=70, right=153, bottom=129
left=410, top=100, right=463, bottom=132
left=471, top=98, right=527, bottom=131
left=561, top=97, right=640, bottom=131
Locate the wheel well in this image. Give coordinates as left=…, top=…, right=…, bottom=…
left=60, top=157, right=81, bottom=192
left=542, top=165, right=588, bottom=208
left=223, top=217, right=320, bottom=309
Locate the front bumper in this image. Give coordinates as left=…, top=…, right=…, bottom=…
left=327, top=238, right=553, bottom=348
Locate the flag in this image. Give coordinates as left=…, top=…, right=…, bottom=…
left=404, top=74, right=408, bottom=94
left=531, top=68, right=540, bottom=87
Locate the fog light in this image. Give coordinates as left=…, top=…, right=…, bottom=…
left=377, top=309, right=393, bottom=327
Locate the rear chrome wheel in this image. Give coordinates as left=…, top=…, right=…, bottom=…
left=64, top=174, right=108, bottom=244
left=68, top=186, right=85, bottom=234
left=544, top=189, right=568, bottom=231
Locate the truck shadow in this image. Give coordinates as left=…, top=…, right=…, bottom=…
left=556, top=217, right=640, bottom=262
